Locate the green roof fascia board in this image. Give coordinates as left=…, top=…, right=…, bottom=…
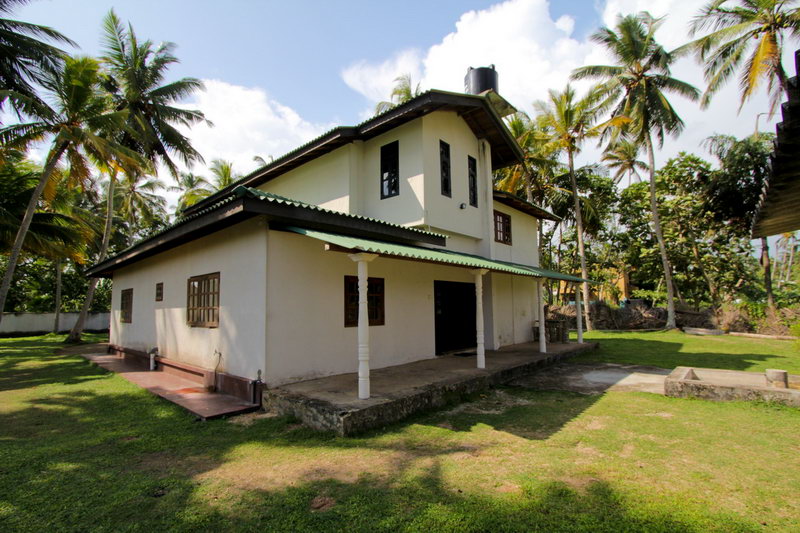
left=285, top=226, right=591, bottom=283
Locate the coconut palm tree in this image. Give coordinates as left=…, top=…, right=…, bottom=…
left=572, top=12, right=700, bottom=329
left=0, top=0, right=75, bottom=119
left=534, top=85, right=626, bottom=330
left=99, top=9, right=207, bottom=177
left=0, top=56, right=139, bottom=324
left=375, top=73, right=422, bottom=114
left=169, top=171, right=213, bottom=212
left=684, top=0, right=800, bottom=113
left=114, top=171, right=168, bottom=238
left=209, top=158, right=239, bottom=191
left=65, top=11, right=209, bottom=342
left=602, top=140, right=647, bottom=186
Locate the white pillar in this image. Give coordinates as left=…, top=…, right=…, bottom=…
left=537, top=279, right=547, bottom=353
left=574, top=282, right=584, bottom=344
left=349, top=253, right=378, bottom=399
left=471, top=269, right=489, bottom=369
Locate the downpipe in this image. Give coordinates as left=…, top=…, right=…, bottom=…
left=148, top=347, right=159, bottom=371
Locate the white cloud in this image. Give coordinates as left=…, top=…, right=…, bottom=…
left=342, top=49, right=424, bottom=107
left=177, top=79, right=330, bottom=178
left=342, top=0, right=593, bottom=114
left=340, top=0, right=790, bottom=171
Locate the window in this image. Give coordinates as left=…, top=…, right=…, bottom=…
left=439, top=140, right=451, bottom=197
left=120, top=288, right=133, bottom=324
left=494, top=210, right=512, bottom=245
left=344, top=276, right=385, bottom=327
left=468, top=156, right=478, bottom=207
left=155, top=282, right=163, bottom=302
left=380, top=141, right=399, bottom=199
left=187, top=272, right=220, bottom=327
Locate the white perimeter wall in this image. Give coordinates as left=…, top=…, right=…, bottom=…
left=0, top=312, right=109, bottom=335
left=110, top=218, right=267, bottom=380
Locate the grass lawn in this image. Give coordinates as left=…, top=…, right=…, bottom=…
left=1, top=333, right=799, bottom=532
left=573, top=329, right=800, bottom=373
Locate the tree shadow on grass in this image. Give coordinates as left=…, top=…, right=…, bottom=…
left=0, top=338, right=771, bottom=532
left=0, top=388, right=758, bottom=533
left=571, top=333, right=797, bottom=373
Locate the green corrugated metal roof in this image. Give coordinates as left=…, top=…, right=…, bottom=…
left=235, top=186, right=446, bottom=239
left=285, top=226, right=590, bottom=283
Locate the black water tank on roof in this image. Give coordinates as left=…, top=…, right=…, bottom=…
left=464, top=65, right=498, bottom=95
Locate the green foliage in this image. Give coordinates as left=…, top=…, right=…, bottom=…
left=631, top=289, right=667, bottom=306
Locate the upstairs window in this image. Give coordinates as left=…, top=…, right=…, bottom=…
left=468, top=156, right=478, bottom=207
left=187, top=272, right=220, bottom=328
left=439, top=140, right=451, bottom=197
left=155, top=282, right=163, bottom=302
left=120, top=288, right=133, bottom=323
left=494, top=210, right=512, bottom=245
left=380, top=141, right=399, bottom=199
left=344, top=276, right=385, bottom=327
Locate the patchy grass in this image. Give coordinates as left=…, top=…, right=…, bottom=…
left=572, top=329, right=799, bottom=373
left=1, top=334, right=799, bottom=532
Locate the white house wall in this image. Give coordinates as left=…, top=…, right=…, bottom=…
left=487, top=272, right=538, bottom=349
left=110, top=218, right=268, bottom=380
left=258, top=145, right=352, bottom=213
left=491, top=201, right=539, bottom=267
left=360, top=120, right=425, bottom=227
left=421, top=111, right=485, bottom=241
left=264, top=229, right=477, bottom=387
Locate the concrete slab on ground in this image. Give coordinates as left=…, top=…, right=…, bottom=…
left=511, top=363, right=671, bottom=395
left=266, top=341, right=598, bottom=435
left=64, top=344, right=259, bottom=419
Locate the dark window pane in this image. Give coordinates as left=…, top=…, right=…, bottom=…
left=380, top=141, right=399, bottom=199
left=440, top=140, right=451, bottom=197
left=468, top=156, right=478, bottom=207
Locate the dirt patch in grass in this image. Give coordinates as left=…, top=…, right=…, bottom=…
left=133, top=451, right=216, bottom=479
left=195, top=448, right=400, bottom=491
left=227, top=411, right=279, bottom=427
left=310, top=495, right=336, bottom=512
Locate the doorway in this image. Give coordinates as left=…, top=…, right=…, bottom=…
left=434, top=280, right=476, bottom=354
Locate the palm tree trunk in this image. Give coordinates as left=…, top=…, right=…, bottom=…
left=644, top=133, right=677, bottom=329
left=688, top=234, right=719, bottom=304
left=53, top=258, right=62, bottom=333
left=568, top=149, right=592, bottom=330
left=761, top=237, right=775, bottom=310
left=66, top=176, right=115, bottom=343
left=784, top=236, right=796, bottom=283
left=0, top=143, right=68, bottom=324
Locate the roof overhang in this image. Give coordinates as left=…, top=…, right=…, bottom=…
left=183, top=90, right=525, bottom=217
left=285, top=226, right=591, bottom=283
left=86, top=187, right=446, bottom=278
left=752, top=50, right=800, bottom=238
left=492, top=190, right=561, bottom=222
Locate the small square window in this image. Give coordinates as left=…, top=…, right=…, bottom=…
left=494, top=211, right=512, bottom=245
left=120, top=288, right=133, bottom=324
left=344, top=276, right=385, bottom=327
left=155, top=282, right=163, bottom=302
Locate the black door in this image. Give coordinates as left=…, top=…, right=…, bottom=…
left=434, top=281, right=476, bottom=354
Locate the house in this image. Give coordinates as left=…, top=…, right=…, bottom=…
left=752, top=49, right=800, bottom=238
left=87, top=67, right=587, bottom=403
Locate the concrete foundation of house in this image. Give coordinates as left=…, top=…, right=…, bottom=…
left=264, top=341, right=599, bottom=435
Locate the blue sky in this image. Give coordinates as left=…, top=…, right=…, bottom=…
left=11, top=0, right=789, bottom=183
left=15, top=0, right=599, bottom=124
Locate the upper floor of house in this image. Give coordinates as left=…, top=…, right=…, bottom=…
left=183, top=88, right=559, bottom=267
